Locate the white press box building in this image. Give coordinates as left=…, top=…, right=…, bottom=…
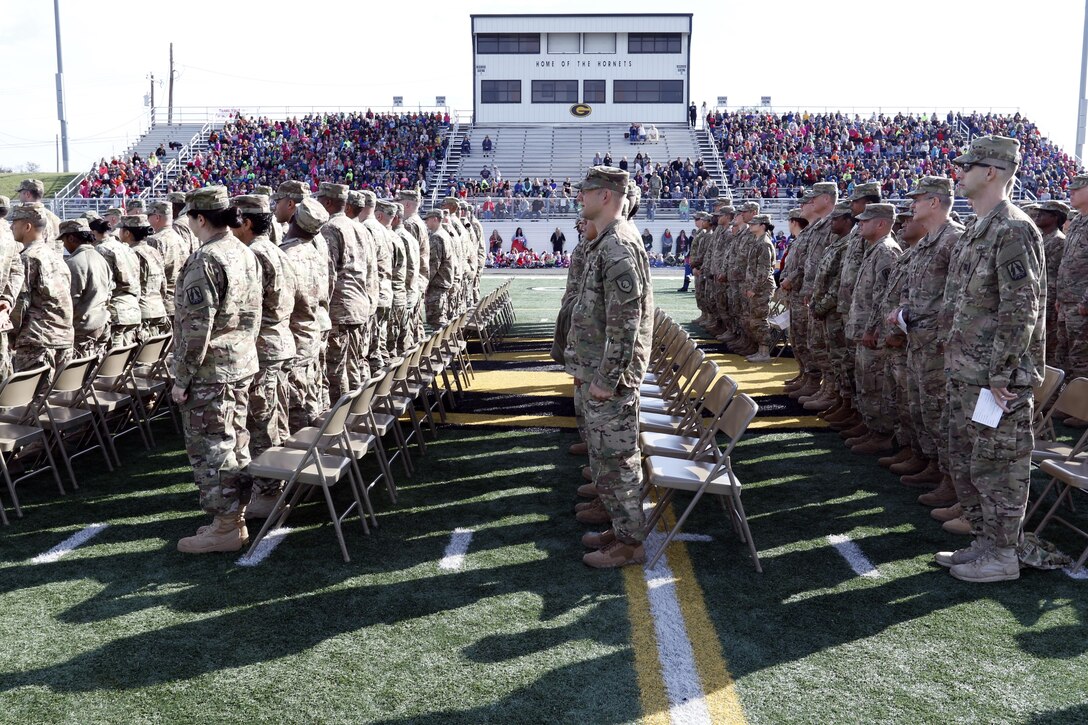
left=471, top=14, right=693, bottom=125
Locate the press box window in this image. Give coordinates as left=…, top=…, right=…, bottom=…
left=532, top=80, right=579, bottom=104
left=547, top=33, right=580, bottom=54
left=613, top=80, right=684, bottom=104
left=476, top=33, right=541, bottom=54
left=628, top=33, right=682, bottom=54
left=583, top=80, right=605, bottom=104
left=583, top=33, right=616, bottom=54
left=481, top=80, right=522, bottom=104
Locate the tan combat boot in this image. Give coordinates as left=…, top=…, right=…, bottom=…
left=818, top=396, right=846, bottom=419
left=569, top=441, right=588, bottom=456
left=581, top=528, right=617, bottom=549
left=577, top=482, right=597, bottom=498
left=942, top=515, right=972, bottom=535
left=575, top=498, right=611, bottom=525
left=934, top=538, right=991, bottom=568
left=582, top=466, right=593, bottom=482
left=178, top=514, right=249, bottom=554
left=931, top=501, right=962, bottom=523
left=901, top=460, right=943, bottom=487
left=851, top=435, right=894, bottom=455
left=840, top=421, right=868, bottom=440
left=789, top=375, right=821, bottom=400
left=890, top=453, right=929, bottom=476
left=918, top=476, right=958, bottom=507
left=878, top=447, right=914, bottom=468
left=804, top=390, right=838, bottom=412
left=949, top=546, right=1019, bottom=582
left=583, top=539, right=646, bottom=568
left=745, top=346, right=772, bottom=363
left=244, top=493, right=280, bottom=521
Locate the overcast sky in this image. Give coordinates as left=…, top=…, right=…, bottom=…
left=1, top=0, right=1084, bottom=174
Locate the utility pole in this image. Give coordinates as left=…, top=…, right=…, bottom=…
left=52, top=0, right=70, bottom=172
left=55, top=135, right=60, bottom=173
left=1078, top=0, right=1088, bottom=162
left=150, top=72, right=155, bottom=110
left=168, top=43, right=175, bottom=126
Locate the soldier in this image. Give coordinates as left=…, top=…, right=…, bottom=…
left=556, top=217, right=596, bottom=465
left=251, top=185, right=282, bottom=244
left=895, top=177, right=965, bottom=500
left=345, top=190, right=380, bottom=358
left=172, top=186, right=261, bottom=554
left=809, top=203, right=856, bottom=426
left=687, top=211, right=712, bottom=322
left=936, top=135, right=1044, bottom=582
left=392, top=202, right=421, bottom=351
left=843, top=203, right=902, bottom=455
left=796, top=184, right=841, bottom=411
left=358, top=191, right=393, bottom=371
left=742, top=214, right=777, bottom=362
left=15, top=180, right=62, bottom=254
left=565, top=167, right=654, bottom=568
left=59, top=219, right=112, bottom=360
left=147, top=201, right=188, bottom=320
left=1058, top=175, right=1088, bottom=428
left=8, top=203, right=73, bottom=379
left=1035, top=200, right=1068, bottom=374
left=126, top=199, right=147, bottom=215
left=103, top=208, right=124, bottom=237
left=316, top=182, right=372, bottom=401
left=280, top=198, right=332, bottom=433
left=0, top=197, right=24, bottom=378
left=118, top=215, right=170, bottom=340
left=424, top=209, right=454, bottom=326
left=398, top=189, right=430, bottom=341
left=702, top=202, right=734, bottom=334
left=94, top=213, right=143, bottom=348
left=441, top=197, right=469, bottom=314
left=721, top=202, right=759, bottom=352
left=375, top=199, right=408, bottom=356
left=230, top=195, right=298, bottom=520
left=167, top=191, right=198, bottom=255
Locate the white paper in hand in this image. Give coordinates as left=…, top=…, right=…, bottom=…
left=896, top=309, right=909, bottom=335
left=972, top=388, right=1004, bottom=429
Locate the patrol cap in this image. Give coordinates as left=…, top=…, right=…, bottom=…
left=360, top=190, right=377, bottom=207
left=457, top=200, right=469, bottom=211
left=271, top=180, right=311, bottom=202
left=57, top=218, right=91, bottom=239
left=294, top=197, right=329, bottom=234
left=8, top=202, right=46, bottom=224
left=17, top=179, right=44, bottom=196
left=0, top=195, right=8, bottom=209
left=422, top=209, right=443, bottom=220
left=740, top=202, right=760, bottom=214
left=1068, top=173, right=1088, bottom=190
left=316, top=182, right=349, bottom=201
left=104, top=207, right=124, bottom=217
left=118, top=214, right=151, bottom=229
left=397, top=189, right=421, bottom=202
left=147, top=201, right=171, bottom=217
left=849, top=182, right=882, bottom=201
left=125, top=199, right=146, bottom=212
left=951, top=134, right=1021, bottom=167
left=576, top=166, right=629, bottom=194
left=346, top=190, right=367, bottom=209
left=829, top=202, right=853, bottom=218
left=442, top=196, right=461, bottom=207
left=905, top=175, right=954, bottom=198
left=253, top=185, right=273, bottom=197
left=375, top=199, right=398, bottom=216
left=895, top=210, right=914, bottom=224
left=186, top=186, right=230, bottom=211
left=166, top=191, right=188, bottom=205
left=855, top=202, right=895, bottom=221
left=80, top=211, right=102, bottom=222
left=1038, top=200, right=1071, bottom=215
left=803, top=181, right=838, bottom=201
left=693, top=211, right=712, bottom=221
left=748, top=214, right=771, bottom=225
left=231, top=194, right=271, bottom=215
left=393, top=202, right=404, bottom=217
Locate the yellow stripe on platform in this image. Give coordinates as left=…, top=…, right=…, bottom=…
left=468, top=370, right=574, bottom=397
left=442, top=413, right=578, bottom=428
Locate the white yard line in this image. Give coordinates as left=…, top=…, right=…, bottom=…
left=1063, top=565, right=1088, bottom=580
left=827, top=533, right=880, bottom=578
left=31, top=524, right=109, bottom=564
left=674, top=533, right=714, bottom=543
left=439, top=527, right=475, bottom=570
left=643, top=530, right=713, bottom=725
left=236, top=527, right=293, bottom=567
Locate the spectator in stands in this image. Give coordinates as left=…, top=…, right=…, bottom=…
left=482, top=196, right=495, bottom=220
left=550, top=226, right=567, bottom=254
left=489, top=229, right=503, bottom=256
left=676, top=229, right=689, bottom=257
left=461, top=136, right=471, bottom=157
left=603, top=152, right=613, bottom=167
left=641, top=227, right=654, bottom=254
left=619, top=156, right=628, bottom=172
left=511, top=227, right=528, bottom=253
left=594, top=151, right=603, bottom=165
left=629, top=123, right=639, bottom=144
left=689, top=103, right=698, bottom=128
left=661, top=228, right=673, bottom=256
left=483, top=135, right=493, bottom=155
left=678, top=194, right=690, bottom=221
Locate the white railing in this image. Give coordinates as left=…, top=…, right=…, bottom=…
left=140, top=121, right=215, bottom=198
left=430, top=120, right=462, bottom=209
left=153, top=106, right=458, bottom=126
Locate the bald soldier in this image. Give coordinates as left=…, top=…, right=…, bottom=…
left=15, top=180, right=63, bottom=255
left=59, top=219, right=112, bottom=360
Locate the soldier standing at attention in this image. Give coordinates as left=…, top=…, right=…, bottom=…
left=1055, top=177, right=1088, bottom=428
left=809, top=203, right=855, bottom=425
left=358, top=191, right=393, bottom=372
left=565, top=167, right=654, bottom=569
left=168, top=191, right=198, bottom=255
left=93, top=214, right=143, bottom=348
left=9, top=203, right=73, bottom=379
left=0, top=196, right=25, bottom=379
left=118, top=215, right=170, bottom=340
left=937, top=136, right=1044, bottom=582
left=398, top=190, right=430, bottom=341
left=147, top=201, right=187, bottom=321
left=59, top=219, right=113, bottom=360
left=1034, top=201, right=1067, bottom=374
left=742, top=214, right=778, bottom=362
left=423, top=210, right=454, bottom=327
left=392, top=203, right=421, bottom=352
left=375, top=199, right=408, bottom=356
left=172, top=186, right=261, bottom=555
left=230, top=194, right=297, bottom=520
left=15, top=180, right=63, bottom=254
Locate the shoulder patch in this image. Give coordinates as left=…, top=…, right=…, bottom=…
left=1005, top=260, right=1027, bottom=281
left=616, top=273, right=635, bottom=294
left=186, top=285, right=205, bottom=305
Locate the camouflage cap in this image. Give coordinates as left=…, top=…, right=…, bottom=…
left=895, top=209, right=914, bottom=223
left=166, top=191, right=188, bottom=205
left=17, top=179, right=45, bottom=195
left=232, top=194, right=271, bottom=215
left=789, top=206, right=809, bottom=220
left=577, top=166, right=629, bottom=194
left=147, top=201, right=171, bottom=216
left=457, top=200, right=469, bottom=211
left=1068, top=173, right=1088, bottom=190
left=1038, top=200, right=1071, bottom=215
left=316, top=182, right=349, bottom=201
left=186, top=186, right=230, bottom=211
left=829, top=202, right=853, bottom=218
left=905, top=175, right=955, bottom=198
left=360, top=190, right=377, bottom=207
left=271, top=180, right=311, bottom=202
left=397, top=189, right=421, bottom=202
left=79, top=211, right=102, bottom=221
left=693, top=211, right=712, bottom=221
left=57, top=218, right=91, bottom=238
left=294, top=197, right=329, bottom=234
left=393, top=202, right=404, bottom=217
left=748, top=214, right=771, bottom=225
left=125, top=199, right=146, bottom=212
left=346, top=190, right=366, bottom=209
left=740, top=201, right=760, bottom=213
left=849, top=182, right=882, bottom=201
left=803, top=181, right=838, bottom=200
left=442, top=196, right=461, bottom=207
left=253, top=185, right=273, bottom=197
left=118, top=214, right=151, bottom=229
left=104, top=207, right=124, bottom=217
left=375, top=199, right=398, bottom=216
left=951, top=134, right=1021, bottom=167
left=626, top=180, right=641, bottom=206
left=8, top=202, right=46, bottom=224
left=422, top=209, right=443, bottom=220
left=855, top=202, right=895, bottom=221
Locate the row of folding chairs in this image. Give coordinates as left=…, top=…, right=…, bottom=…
left=634, top=311, right=763, bottom=571
left=463, top=281, right=514, bottom=359
left=243, top=314, right=479, bottom=562
left=0, top=334, right=178, bottom=526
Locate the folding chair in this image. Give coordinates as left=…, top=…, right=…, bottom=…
left=246, top=389, right=370, bottom=563
left=639, top=373, right=738, bottom=438
left=89, top=343, right=151, bottom=456
left=640, top=350, right=708, bottom=415
left=1032, top=366, right=1067, bottom=439
left=642, top=394, right=761, bottom=571
left=38, top=354, right=115, bottom=488
left=638, top=360, right=719, bottom=427
left=1033, top=459, right=1088, bottom=573
left=130, top=334, right=180, bottom=441
left=0, top=366, right=68, bottom=520
left=388, top=349, right=427, bottom=455
left=1026, top=378, right=1088, bottom=523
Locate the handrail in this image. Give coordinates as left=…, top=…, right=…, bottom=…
left=141, top=120, right=214, bottom=199
left=430, top=119, right=461, bottom=209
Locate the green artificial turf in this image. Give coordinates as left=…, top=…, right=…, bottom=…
left=0, top=173, right=79, bottom=200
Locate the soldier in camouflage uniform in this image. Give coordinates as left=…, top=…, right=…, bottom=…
left=392, top=202, right=421, bottom=351
left=0, top=197, right=25, bottom=379
left=565, top=167, right=654, bottom=569
left=844, top=203, right=902, bottom=455
left=442, top=198, right=470, bottom=315
left=424, top=210, right=454, bottom=326
left=555, top=218, right=596, bottom=463
left=8, top=203, right=73, bottom=380
left=316, top=182, right=372, bottom=401
left=168, top=191, right=199, bottom=256
left=1034, top=200, right=1067, bottom=372
left=94, top=213, right=143, bottom=348
left=809, top=203, right=855, bottom=424
left=398, top=190, right=430, bottom=342
left=118, top=215, right=170, bottom=341
left=796, top=184, right=840, bottom=410
left=15, top=180, right=63, bottom=255
left=251, top=186, right=282, bottom=244
left=721, top=202, right=758, bottom=352
left=280, top=198, right=331, bottom=433
left=1055, top=176, right=1088, bottom=423
left=60, top=219, right=112, bottom=360
left=702, top=203, right=733, bottom=333
left=231, top=195, right=298, bottom=520
left=375, top=199, right=408, bottom=356
left=687, top=212, right=712, bottom=322
left=357, top=191, right=393, bottom=372
left=742, top=215, right=777, bottom=362
left=147, top=201, right=188, bottom=320
left=172, top=186, right=262, bottom=554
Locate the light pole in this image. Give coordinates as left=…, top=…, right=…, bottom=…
left=53, top=0, right=70, bottom=172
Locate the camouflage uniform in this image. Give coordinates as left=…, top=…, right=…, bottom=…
left=95, top=235, right=143, bottom=348
left=725, top=220, right=753, bottom=341
left=554, top=234, right=592, bottom=439
left=363, top=214, right=394, bottom=370
left=743, top=225, right=777, bottom=346
left=398, top=192, right=430, bottom=340
left=425, top=217, right=454, bottom=326
left=880, top=245, right=916, bottom=449
left=809, top=207, right=854, bottom=400
left=147, top=220, right=187, bottom=319
left=1040, top=227, right=1066, bottom=369
left=128, top=231, right=170, bottom=340
left=377, top=201, right=408, bottom=357
left=65, top=239, right=113, bottom=360
left=565, top=205, right=654, bottom=543
left=394, top=217, right=420, bottom=351
left=780, top=219, right=814, bottom=371
left=173, top=190, right=261, bottom=517
left=944, top=199, right=1044, bottom=548
left=10, top=210, right=74, bottom=379
left=688, top=224, right=710, bottom=318
left=0, top=219, right=25, bottom=378
left=798, top=209, right=838, bottom=376
left=1056, top=205, right=1088, bottom=381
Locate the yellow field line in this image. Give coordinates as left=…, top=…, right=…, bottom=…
left=441, top=413, right=579, bottom=428
left=624, top=566, right=671, bottom=725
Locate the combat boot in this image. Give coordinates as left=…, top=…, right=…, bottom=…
left=890, top=453, right=929, bottom=476
left=845, top=431, right=873, bottom=448
left=575, top=498, right=611, bottom=525
left=789, top=375, right=820, bottom=400
left=818, top=396, right=846, bottom=419
left=745, top=346, right=771, bottom=363
left=244, top=493, right=280, bottom=520
left=583, top=539, right=646, bottom=568
left=1064, top=417, right=1088, bottom=428
left=942, top=515, right=972, bottom=535
left=827, top=407, right=859, bottom=427
left=577, top=482, right=597, bottom=498
left=582, top=466, right=593, bottom=482
left=784, top=375, right=805, bottom=391
left=841, top=421, right=869, bottom=440
left=934, top=539, right=991, bottom=568
left=950, top=546, right=1019, bottom=582
left=804, top=391, right=838, bottom=412
left=575, top=496, right=600, bottom=511
left=918, top=476, right=958, bottom=507
left=569, top=441, right=588, bottom=456
left=581, top=528, right=617, bottom=549
left=799, top=379, right=830, bottom=405
left=851, top=435, right=894, bottom=455
left=931, top=501, right=962, bottom=523
left=715, top=331, right=734, bottom=342
left=178, top=514, right=249, bottom=554
left=878, top=447, right=914, bottom=468
left=900, top=460, right=943, bottom=487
